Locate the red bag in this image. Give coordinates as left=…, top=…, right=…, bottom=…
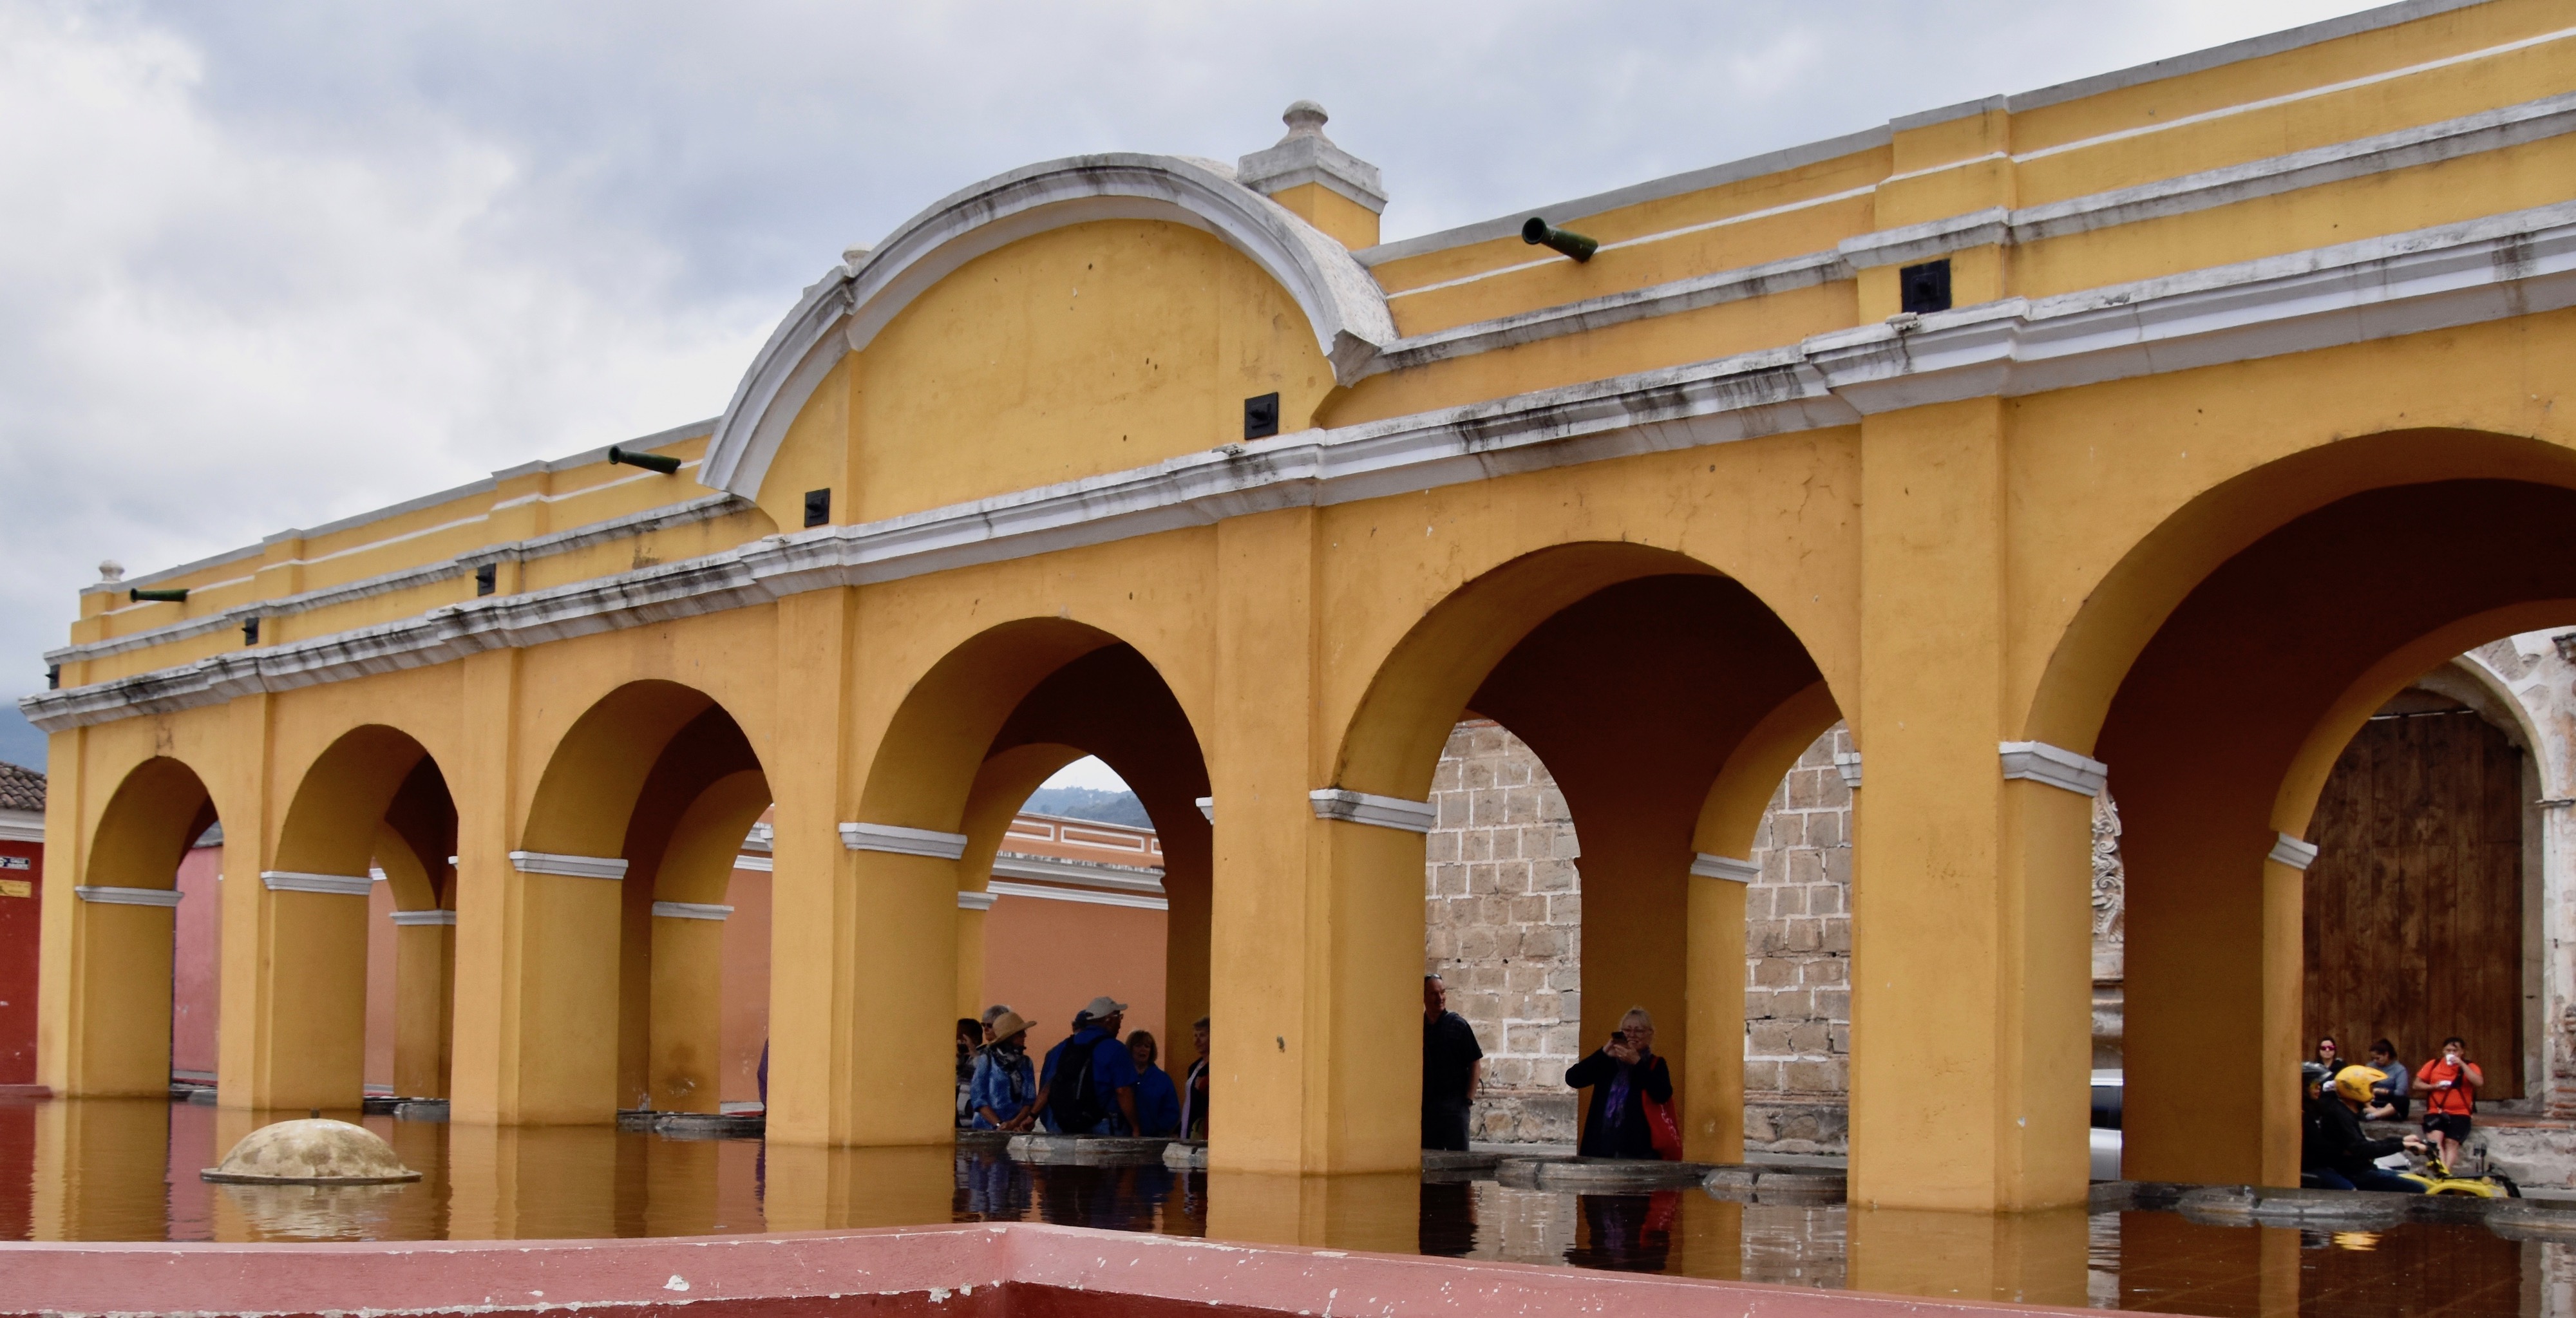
left=1646, top=1095, right=1684, bottom=1160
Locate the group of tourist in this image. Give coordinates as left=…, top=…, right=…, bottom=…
left=2301, top=1033, right=2486, bottom=1191
left=958, top=998, right=1211, bottom=1139
left=1422, top=972, right=1681, bottom=1160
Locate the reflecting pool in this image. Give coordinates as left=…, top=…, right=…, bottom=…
left=1, top=1098, right=2564, bottom=1318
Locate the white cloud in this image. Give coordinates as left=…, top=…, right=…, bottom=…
left=0, top=0, right=2383, bottom=735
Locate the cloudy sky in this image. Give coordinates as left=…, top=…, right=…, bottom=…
left=0, top=0, right=2382, bottom=769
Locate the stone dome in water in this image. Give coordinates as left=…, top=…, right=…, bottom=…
left=202, top=1118, right=421, bottom=1183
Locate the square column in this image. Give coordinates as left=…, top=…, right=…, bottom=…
left=762, top=587, right=956, bottom=1147
left=1206, top=508, right=1423, bottom=1174
left=1850, top=399, right=2094, bottom=1211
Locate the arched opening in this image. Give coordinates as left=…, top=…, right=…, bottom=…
left=824, top=619, right=1209, bottom=1145
left=254, top=726, right=457, bottom=1111
left=2046, top=447, right=2576, bottom=1186
left=52, top=757, right=217, bottom=1098
left=515, top=681, right=771, bottom=1123
left=1332, top=543, right=1840, bottom=1169
left=2301, top=656, right=2553, bottom=1106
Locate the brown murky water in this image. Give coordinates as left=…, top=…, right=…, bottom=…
left=0, top=1098, right=2558, bottom=1318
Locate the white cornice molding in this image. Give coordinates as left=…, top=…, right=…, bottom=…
left=1691, top=854, right=1761, bottom=883
left=44, top=493, right=752, bottom=668
left=732, top=854, right=773, bottom=872
left=1998, top=741, right=2110, bottom=796
left=1363, top=250, right=1847, bottom=381
left=2269, top=833, right=2322, bottom=871
left=840, top=822, right=970, bottom=860
left=1309, top=788, right=1438, bottom=834
left=508, top=851, right=629, bottom=881
left=990, top=852, right=1166, bottom=894
left=987, top=878, right=1169, bottom=911
left=652, top=901, right=734, bottom=921
left=1832, top=752, right=1864, bottom=790
left=703, top=154, right=1396, bottom=498
left=1194, top=796, right=1214, bottom=824
left=390, top=908, right=457, bottom=926
left=957, top=889, right=999, bottom=911
left=260, top=871, right=374, bottom=896
left=25, top=201, right=2576, bottom=735
left=0, top=810, right=42, bottom=844
left=43, top=87, right=2573, bottom=672
left=75, top=885, right=180, bottom=907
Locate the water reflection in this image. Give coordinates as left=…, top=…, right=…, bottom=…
left=0, top=1097, right=2561, bottom=1318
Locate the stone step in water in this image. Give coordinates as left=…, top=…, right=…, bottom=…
left=1007, top=1133, right=1174, bottom=1165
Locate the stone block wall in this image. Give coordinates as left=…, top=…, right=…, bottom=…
left=1741, top=728, right=1856, bottom=1154
left=1426, top=717, right=2123, bottom=1154
left=1423, top=720, right=1582, bottom=1144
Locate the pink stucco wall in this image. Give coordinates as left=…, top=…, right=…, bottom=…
left=363, top=878, right=397, bottom=1093
left=718, top=866, right=770, bottom=1106
left=171, top=845, right=222, bottom=1080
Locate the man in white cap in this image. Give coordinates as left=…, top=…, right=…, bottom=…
left=1035, top=995, right=1142, bottom=1135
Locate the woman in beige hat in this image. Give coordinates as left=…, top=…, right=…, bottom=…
left=971, top=1010, right=1039, bottom=1130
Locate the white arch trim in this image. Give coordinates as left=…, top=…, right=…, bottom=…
left=701, top=153, right=1398, bottom=500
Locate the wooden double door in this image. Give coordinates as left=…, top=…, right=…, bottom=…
left=2303, top=700, right=2525, bottom=1098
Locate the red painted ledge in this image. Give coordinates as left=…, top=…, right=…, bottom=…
left=0, top=1085, right=52, bottom=1100
left=0, top=1222, right=2092, bottom=1318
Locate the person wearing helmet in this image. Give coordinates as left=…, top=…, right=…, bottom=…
left=2312, top=1064, right=2427, bottom=1192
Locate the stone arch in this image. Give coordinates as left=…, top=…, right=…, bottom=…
left=50, top=755, right=218, bottom=1097
left=702, top=153, right=1396, bottom=499
left=2032, top=442, right=2576, bottom=1188
left=1329, top=541, right=1843, bottom=1163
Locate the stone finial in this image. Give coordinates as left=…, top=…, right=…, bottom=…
left=97, top=560, right=124, bottom=583
left=1280, top=100, right=1330, bottom=140
left=1236, top=99, right=1386, bottom=216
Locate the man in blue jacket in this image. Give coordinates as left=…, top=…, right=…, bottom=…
left=1036, top=995, right=1141, bottom=1134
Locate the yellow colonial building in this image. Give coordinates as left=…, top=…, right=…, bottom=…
left=23, top=0, right=2576, bottom=1218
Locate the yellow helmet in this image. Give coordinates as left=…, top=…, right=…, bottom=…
left=2334, top=1065, right=2386, bottom=1104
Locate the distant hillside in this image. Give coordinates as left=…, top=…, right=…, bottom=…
left=1019, top=786, right=1152, bottom=829
left=0, top=704, right=42, bottom=770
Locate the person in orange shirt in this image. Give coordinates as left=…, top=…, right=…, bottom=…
left=2412, top=1035, right=2484, bottom=1166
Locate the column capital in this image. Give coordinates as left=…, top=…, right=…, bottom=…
left=2268, top=833, right=2320, bottom=870
left=1307, top=787, right=1435, bottom=833
left=838, top=822, right=969, bottom=860
left=1998, top=740, right=2107, bottom=796
left=1690, top=853, right=1759, bottom=883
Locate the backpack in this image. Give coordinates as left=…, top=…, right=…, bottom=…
left=1048, top=1033, right=1107, bottom=1133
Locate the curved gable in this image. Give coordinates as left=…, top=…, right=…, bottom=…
left=701, top=153, right=1396, bottom=502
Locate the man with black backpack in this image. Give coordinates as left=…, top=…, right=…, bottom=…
left=1034, top=995, right=1142, bottom=1135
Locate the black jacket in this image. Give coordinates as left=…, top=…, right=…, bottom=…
left=1566, top=1049, right=1672, bottom=1159
left=2309, top=1096, right=2407, bottom=1177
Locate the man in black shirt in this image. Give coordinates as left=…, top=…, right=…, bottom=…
left=1421, top=973, right=1484, bottom=1151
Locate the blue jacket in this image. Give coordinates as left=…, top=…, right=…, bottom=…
left=1133, top=1063, right=1182, bottom=1136
left=969, top=1044, right=1036, bottom=1127
left=1039, top=1026, right=1141, bottom=1131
